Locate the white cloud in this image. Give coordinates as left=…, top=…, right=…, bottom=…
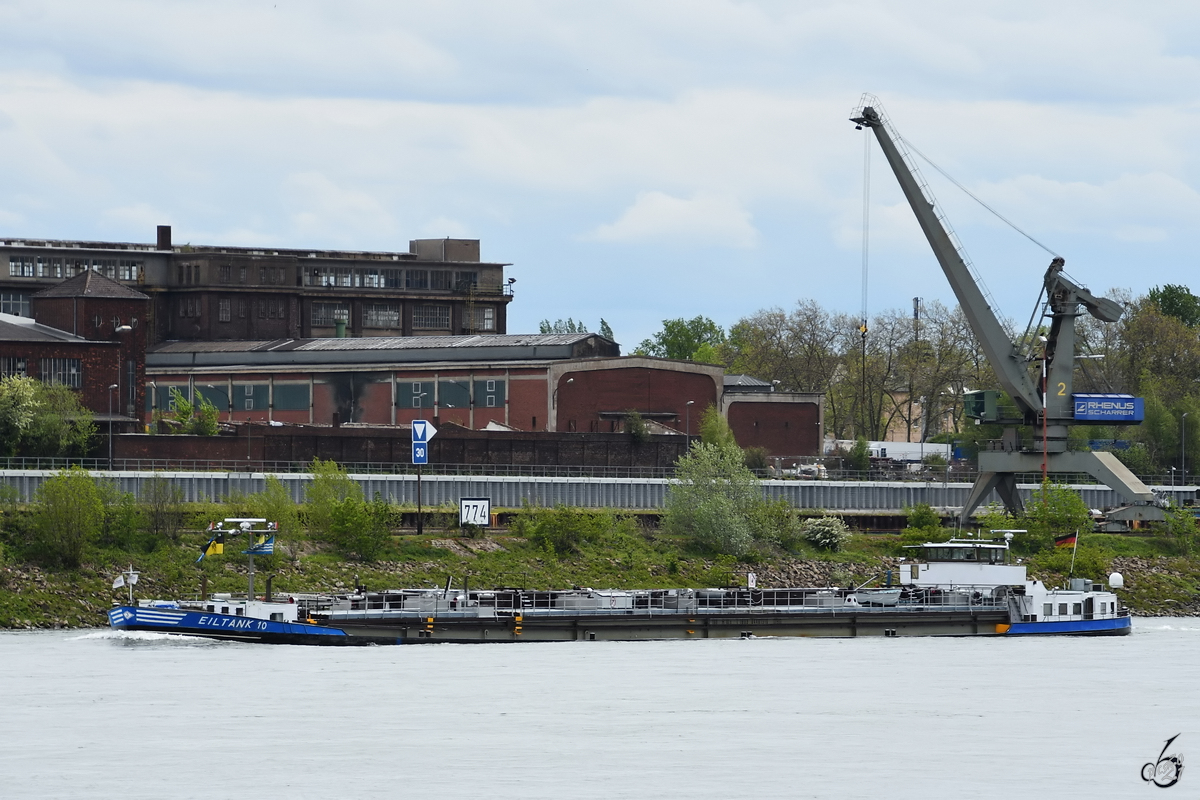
left=1, top=1, right=1200, bottom=345
left=588, top=192, right=758, bottom=248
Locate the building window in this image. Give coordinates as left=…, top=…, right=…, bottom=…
left=455, top=271, right=478, bottom=291
left=239, top=266, right=247, bottom=283
left=93, top=258, right=117, bottom=279
left=382, top=269, right=403, bottom=289
left=363, top=303, right=401, bottom=328
left=0, top=357, right=27, bottom=377
left=36, top=257, right=63, bottom=278
left=218, top=298, right=231, bottom=322
left=219, top=265, right=231, bottom=283
left=0, top=293, right=31, bottom=317
left=8, top=256, right=34, bottom=277
left=412, top=304, right=450, bottom=330
left=472, top=306, right=496, bottom=331
left=360, top=268, right=381, bottom=288
left=430, top=270, right=451, bottom=290
left=406, top=270, right=429, bottom=290
left=238, top=299, right=247, bottom=319
left=40, top=358, right=82, bottom=388
left=312, top=302, right=350, bottom=326
left=118, top=259, right=141, bottom=281
left=1043, top=603, right=1053, bottom=617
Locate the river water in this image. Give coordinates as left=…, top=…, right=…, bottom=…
left=1, top=621, right=1197, bottom=799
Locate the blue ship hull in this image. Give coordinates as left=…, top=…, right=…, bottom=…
left=1005, top=615, right=1132, bottom=636
left=107, top=606, right=401, bottom=646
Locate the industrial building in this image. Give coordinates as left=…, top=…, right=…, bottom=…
left=143, top=334, right=823, bottom=455
left=0, top=227, right=513, bottom=343
left=0, top=226, right=824, bottom=460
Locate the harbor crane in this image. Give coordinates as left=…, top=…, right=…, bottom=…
left=851, top=98, right=1156, bottom=521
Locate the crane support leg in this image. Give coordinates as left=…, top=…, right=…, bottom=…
left=960, top=472, right=1022, bottom=522
left=959, top=451, right=1156, bottom=522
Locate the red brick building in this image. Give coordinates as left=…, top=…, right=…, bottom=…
left=0, top=271, right=150, bottom=428
left=144, top=337, right=823, bottom=456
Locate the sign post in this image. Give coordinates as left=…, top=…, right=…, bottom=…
left=412, top=420, right=437, bottom=536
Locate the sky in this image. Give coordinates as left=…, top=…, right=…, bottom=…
left=1, top=1, right=1199, bottom=350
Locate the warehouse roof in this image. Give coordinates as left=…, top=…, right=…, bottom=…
left=147, top=333, right=618, bottom=368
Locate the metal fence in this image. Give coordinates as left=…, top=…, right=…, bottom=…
left=0, top=469, right=1194, bottom=511
left=2, top=456, right=1194, bottom=489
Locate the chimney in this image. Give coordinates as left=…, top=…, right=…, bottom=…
left=157, top=225, right=172, bottom=251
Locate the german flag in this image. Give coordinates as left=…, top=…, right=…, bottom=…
left=1054, top=533, right=1077, bottom=548
left=196, top=532, right=225, bottom=563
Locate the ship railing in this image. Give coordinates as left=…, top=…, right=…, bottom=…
left=331, top=586, right=1011, bottom=617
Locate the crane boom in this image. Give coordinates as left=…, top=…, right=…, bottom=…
left=852, top=105, right=1039, bottom=418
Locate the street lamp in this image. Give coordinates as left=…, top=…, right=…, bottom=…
left=107, top=384, right=119, bottom=470
left=1183, top=412, right=1190, bottom=486
left=685, top=400, right=695, bottom=448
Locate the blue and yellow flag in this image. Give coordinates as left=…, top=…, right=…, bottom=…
left=242, top=534, right=275, bottom=555
left=196, top=532, right=225, bottom=563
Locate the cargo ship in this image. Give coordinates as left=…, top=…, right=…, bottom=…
left=108, top=524, right=1130, bottom=645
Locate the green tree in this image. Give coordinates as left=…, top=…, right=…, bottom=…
left=0, top=376, right=96, bottom=458
left=624, top=410, right=649, bottom=443
left=636, top=316, right=726, bottom=361
left=167, top=387, right=219, bottom=436
left=304, top=459, right=363, bottom=541
left=599, top=319, right=615, bottom=341
left=1020, top=481, right=1092, bottom=551
left=248, top=475, right=301, bottom=541
left=1165, top=503, right=1198, bottom=555
left=663, top=441, right=760, bottom=556
left=1148, top=284, right=1200, bottom=328
left=847, top=436, right=870, bottom=472
left=98, top=483, right=147, bottom=552
left=539, top=318, right=588, bottom=334
left=328, top=493, right=392, bottom=561
left=905, top=502, right=942, bottom=532
left=698, top=404, right=737, bottom=449
left=31, top=467, right=104, bottom=567
left=143, top=473, right=185, bottom=545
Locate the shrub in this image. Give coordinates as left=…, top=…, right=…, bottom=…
left=904, top=502, right=941, bottom=531
left=663, top=441, right=759, bottom=556
left=143, top=473, right=185, bottom=545
left=847, top=437, right=870, bottom=472
left=329, top=494, right=392, bottom=562
left=31, top=467, right=103, bottom=568
left=743, top=447, right=770, bottom=472
left=800, top=516, right=851, bottom=552
left=1027, top=544, right=1112, bottom=585
left=304, top=459, right=363, bottom=541
left=249, top=475, right=301, bottom=540
left=624, top=410, right=649, bottom=443
left=1164, top=503, right=1198, bottom=555
left=513, top=504, right=625, bottom=556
